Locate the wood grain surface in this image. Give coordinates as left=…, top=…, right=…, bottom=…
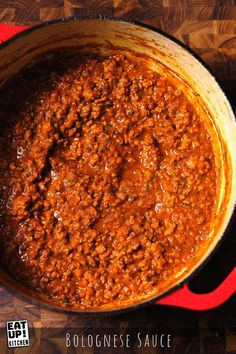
left=0, top=0, right=236, bottom=78
left=0, top=1, right=235, bottom=354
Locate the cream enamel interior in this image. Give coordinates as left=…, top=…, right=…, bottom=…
left=0, top=18, right=236, bottom=312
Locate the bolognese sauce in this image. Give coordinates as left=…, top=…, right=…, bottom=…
left=0, top=54, right=216, bottom=309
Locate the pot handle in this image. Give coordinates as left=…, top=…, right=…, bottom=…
left=0, top=24, right=29, bottom=43
left=156, top=267, right=236, bottom=310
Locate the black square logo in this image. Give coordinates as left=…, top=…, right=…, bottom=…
left=6, top=320, right=29, bottom=348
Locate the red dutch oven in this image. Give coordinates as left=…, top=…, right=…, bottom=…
left=0, top=18, right=236, bottom=314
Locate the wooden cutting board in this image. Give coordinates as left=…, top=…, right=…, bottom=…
left=0, top=0, right=236, bottom=79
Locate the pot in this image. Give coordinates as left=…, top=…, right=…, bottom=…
left=0, top=17, right=236, bottom=314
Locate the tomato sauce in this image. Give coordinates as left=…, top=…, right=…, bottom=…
left=0, top=54, right=217, bottom=309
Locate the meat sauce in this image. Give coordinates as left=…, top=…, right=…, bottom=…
left=0, top=54, right=217, bottom=309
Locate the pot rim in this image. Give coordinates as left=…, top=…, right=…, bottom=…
left=0, top=15, right=235, bottom=315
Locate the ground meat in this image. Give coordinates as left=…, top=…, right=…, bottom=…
left=0, top=54, right=217, bottom=309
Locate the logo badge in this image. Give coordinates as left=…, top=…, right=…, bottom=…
left=6, top=320, right=29, bottom=348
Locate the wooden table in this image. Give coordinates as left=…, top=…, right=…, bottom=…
left=0, top=1, right=235, bottom=353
